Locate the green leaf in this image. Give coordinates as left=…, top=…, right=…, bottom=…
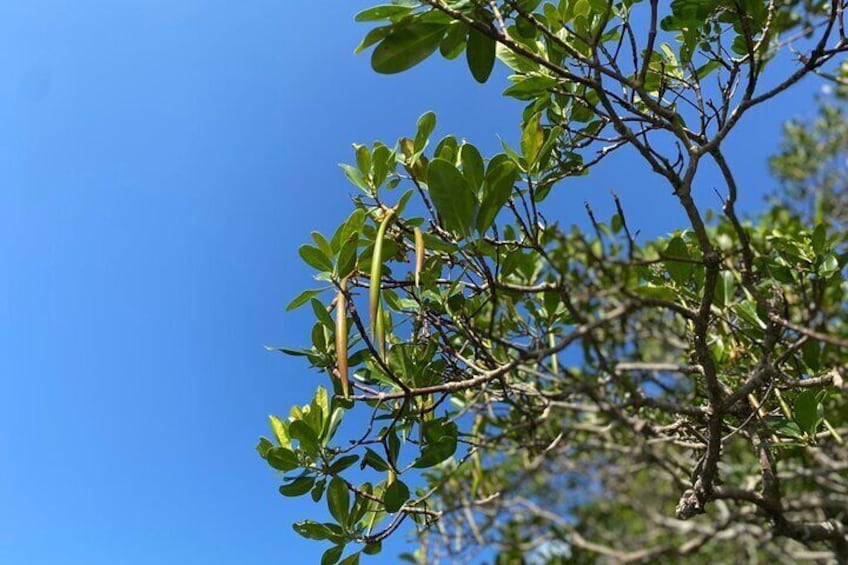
left=321, top=545, right=345, bottom=565
left=383, top=479, right=410, bottom=513
left=413, top=419, right=458, bottom=468
left=520, top=113, right=544, bottom=167
left=477, top=155, right=518, bottom=233
left=289, top=420, right=321, bottom=455
left=313, top=386, right=331, bottom=432
left=466, top=27, right=496, bottom=83
left=287, top=288, right=326, bottom=311
left=324, top=407, right=345, bottom=445
left=460, top=143, right=485, bottom=191
left=735, top=300, right=767, bottom=330
left=440, top=21, right=467, bottom=59
left=634, top=285, right=678, bottom=302
left=338, top=553, right=361, bottom=565
left=279, top=476, right=315, bottom=497
left=292, top=520, right=332, bottom=541
left=355, top=5, right=413, bottom=22
left=349, top=483, right=374, bottom=526
left=801, top=340, right=821, bottom=372
left=363, top=541, right=382, bottom=556
left=339, top=163, right=370, bottom=192
left=312, top=231, right=333, bottom=257
left=503, top=75, right=557, bottom=100
left=336, top=234, right=359, bottom=280
left=414, top=111, right=437, bottom=152
left=793, top=390, right=822, bottom=436
left=372, top=23, right=447, bottom=74
left=663, top=237, right=692, bottom=284
left=812, top=223, right=827, bottom=255
left=267, top=447, right=299, bottom=471
left=329, top=455, right=360, bottom=474
left=354, top=26, right=392, bottom=55
left=714, top=271, right=735, bottom=307
left=269, top=415, right=291, bottom=448
left=256, top=437, right=273, bottom=458
left=311, top=479, right=326, bottom=502
left=311, top=298, right=335, bottom=330
left=363, top=448, right=390, bottom=472
left=819, top=253, right=839, bottom=278
left=299, top=245, right=334, bottom=273
left=327, top=477, right=350, bottom=525
left=427, top=158, right=477, bottom=236
left=496, top=41, right=538, bottom=72
left=769, top=418, right=804, bottom=440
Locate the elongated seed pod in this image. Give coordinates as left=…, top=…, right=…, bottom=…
left=375, top=300, right=386, bottom=358
left=335, top=284, right=349, bottom=399
left=369, top=208, right=395, bottom=337
left=414, top=227, right=424, bottom=289
left=549, top=332, right=559, bottom=375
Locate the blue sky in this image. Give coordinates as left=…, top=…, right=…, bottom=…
left=0, top=2, right=826, bottom=564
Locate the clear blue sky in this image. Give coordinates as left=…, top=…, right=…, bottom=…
left=0, top=2, right=824, bottom=564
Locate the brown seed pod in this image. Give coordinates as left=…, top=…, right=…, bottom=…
left=414, top=227, right=424, bottom=289
left=335, top=283, right=349, bottom=399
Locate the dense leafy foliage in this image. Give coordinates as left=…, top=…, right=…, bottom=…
left=261, top=2, right=848, bottom=562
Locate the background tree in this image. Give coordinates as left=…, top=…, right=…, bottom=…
left=259, top=2, right=848, bottom=563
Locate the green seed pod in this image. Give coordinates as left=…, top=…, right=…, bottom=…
left=369, top=208, right=395, bottom=337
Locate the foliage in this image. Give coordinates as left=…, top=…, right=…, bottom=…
left=261, top=2, right=848, bottom=562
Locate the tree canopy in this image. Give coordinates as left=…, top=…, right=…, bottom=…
left=259, top=2, right=848, bottom=563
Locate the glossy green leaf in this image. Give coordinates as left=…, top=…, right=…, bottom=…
left=289, top=420, right=321, bottom=455
left=336, top=234, right=359, bottom=280
left=801, top=340, right=821, bottom=372
left=267, top=447, right=299, bottom=471
left=329, top=455, right=360, bottom=474
left=338, top=553, right=361, bottom=565
left=427, top=158, right=477, bottom=235
left=328, top=476, right=350, bottom=524
left=339, top=163, right=370, bottom=192
left=477, top=155, right=518, bottom=233
left=735, top=300, right=767, bottom=330
left=460, top=143, right=485, bottom=190
left=287, top=288, right=326, bottom=311
left=299, top=245, right=334, bottom=273
left=769, top=418, right=804, bottom=440
left=372, top=24, right=447, bottom=74
left=521, top=113, right=544, bottom=167
left=439, top=21, right=467, bottom=59
left=383, top=479, right=410, bottom=513
left=256, top=437, right=273, bottom=459
left=466, top=27, right=496, bottom=83
left=714, top=271, right=735, bottom=307
left=414, top=111, right=437, bottom=152
left=354, top=26, right=392, bottom=55
left=820, top=253, right=839, bottom=278
left=292, top=520, right=332, bottom=541
left=355, top=5, right=413, bottom=22
left=269, top=415, right=291, bottom=448
left=279, top=476, right=315, bottom=497
left=664, top=237, right=692, bottom=284
left=793, top=390, right=822, bottom=436
left=413, top=419, right=458, bottom=468
left=812, top=223, right=827, bottom=254
left=321, top=545, right=345, bottom=565
left=363, top=448, right=390, bottom=472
